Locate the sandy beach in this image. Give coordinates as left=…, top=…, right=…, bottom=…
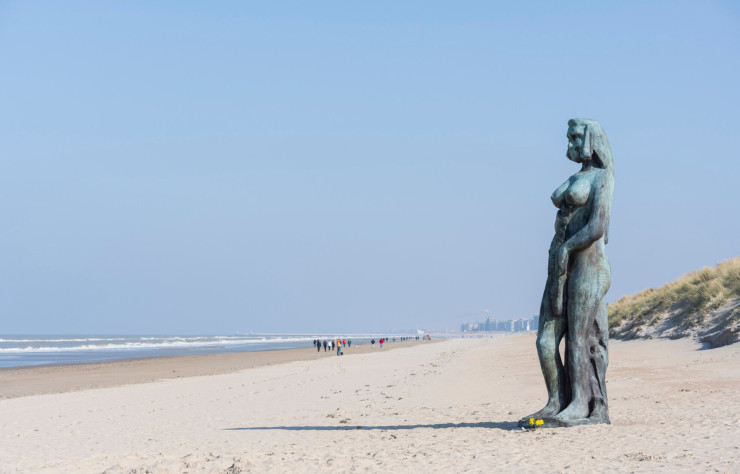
left=1, top=335, right=738, bottom=473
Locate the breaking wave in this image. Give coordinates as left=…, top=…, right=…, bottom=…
left=0, top=335, right=321, bottom=353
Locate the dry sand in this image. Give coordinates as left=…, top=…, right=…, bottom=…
left=0, top=335, right=738, bottom=473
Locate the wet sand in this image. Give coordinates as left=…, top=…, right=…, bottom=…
left=0, top=340, right=424, bottom=399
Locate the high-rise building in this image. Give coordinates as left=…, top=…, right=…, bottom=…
left=461, top=315, right=540, bottom=332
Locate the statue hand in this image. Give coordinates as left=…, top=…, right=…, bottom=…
left=552, top=288, right=564, bottom=318
left=551, top=245, right=569, bottom=317
left=557, top=245, right=570, bottom=276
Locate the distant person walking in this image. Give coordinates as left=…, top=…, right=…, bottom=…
left=323, top=340, right=327, bottom=351
left=371, top=339, right=375, bottom=348
left=348, top=339, right=351, bottom=348
left=336, top=339, right=343, bottom=356
left=316, top=340, right=321, bottom=352
left=379, top=338, right=384, bottom=349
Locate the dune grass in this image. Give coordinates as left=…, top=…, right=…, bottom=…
left=608, top=257, right=740, bottom=330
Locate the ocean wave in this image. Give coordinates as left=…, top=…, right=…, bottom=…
left=0, top=338, right=129, bottom=343
left=0, top=336, right=322, bottom=353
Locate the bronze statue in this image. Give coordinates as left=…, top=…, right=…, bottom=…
left=520, top=119, right=615, bottom=427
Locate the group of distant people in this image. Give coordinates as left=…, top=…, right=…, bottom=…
left=313, top=338, right=352, bottom=356
left=312, top=335, right=431, bottom=356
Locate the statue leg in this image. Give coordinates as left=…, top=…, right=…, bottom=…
left=556, top=259, right=610, bottom=422
left=523, top=290, right=567, bottom=420
left=583, top=301, right=610, bottom=423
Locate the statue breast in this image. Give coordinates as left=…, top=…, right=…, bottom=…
left=551, top=175, right=590, bottom=209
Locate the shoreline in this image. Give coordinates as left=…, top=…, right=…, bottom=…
left=0, top=340, right=428, bottom=399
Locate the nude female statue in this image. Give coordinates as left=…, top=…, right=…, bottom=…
left=520, top=119, right=614, bottom=427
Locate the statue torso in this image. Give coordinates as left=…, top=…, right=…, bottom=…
left=551, top=169, right=600, bottom=241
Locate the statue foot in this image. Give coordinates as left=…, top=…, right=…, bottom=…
left=521, top=401, right=561, bottom=422
left=554, top=400, right=589, bottom=421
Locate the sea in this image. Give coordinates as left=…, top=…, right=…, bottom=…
left=0, top=334, right=397, bottom=368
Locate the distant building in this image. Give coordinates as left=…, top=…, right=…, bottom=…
left=461, top=314, right=539, bottom=333
left=514, top=318, right=530, bottom=331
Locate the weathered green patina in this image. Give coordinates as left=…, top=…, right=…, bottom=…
left=519, top=119, right=614, bottom=428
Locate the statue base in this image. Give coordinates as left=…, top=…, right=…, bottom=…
left=518, top=415, right=610, bottom=429
left=518, top=401, right=610, bottom=428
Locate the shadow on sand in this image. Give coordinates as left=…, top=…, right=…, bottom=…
left=224, top=421, right=518, bottom=431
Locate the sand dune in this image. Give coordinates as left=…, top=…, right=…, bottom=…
left=0, top=335, right=738, bottom=472
left=609, top=257, right=740, bottom=347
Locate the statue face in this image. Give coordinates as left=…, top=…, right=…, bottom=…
left=566, top=124, right=587, bottom=163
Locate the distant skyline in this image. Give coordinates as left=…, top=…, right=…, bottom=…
left=1, top=1, right=738, bottom=334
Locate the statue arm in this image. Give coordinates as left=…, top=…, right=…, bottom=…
left=556, top=175, right=612, bottom=275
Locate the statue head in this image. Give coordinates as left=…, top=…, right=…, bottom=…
left=566, top=118, right=614, bottom=178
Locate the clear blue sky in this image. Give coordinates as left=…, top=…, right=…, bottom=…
left=0, top=1, right=738, bottom=334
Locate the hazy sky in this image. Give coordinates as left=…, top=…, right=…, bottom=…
left=0, top=1, right=738, bottom=334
